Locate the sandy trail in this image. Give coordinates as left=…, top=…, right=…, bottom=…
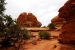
left=23, top=30, right=75, bottom=50
left=1, top=31, right=75, bottom=50
left=24, top=31, right=60, bottom=50
left=24, top=39, right=58, bottom=50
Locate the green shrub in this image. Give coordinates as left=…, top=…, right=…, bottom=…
left=47, top=23, right=56, bottom=29
left=41, top=26, right=47, bottom=28
left=22, top=29, right=31, bottom=40
left=0, top=0, right=31, bottom=49
left=39, top=31, right=51, bottom=40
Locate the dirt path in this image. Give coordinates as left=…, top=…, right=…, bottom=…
left=24, top=39, right=58, bottom=50
left=23, top=30, right=75, bottom=50
left=22, top=30, right=61, bottom=50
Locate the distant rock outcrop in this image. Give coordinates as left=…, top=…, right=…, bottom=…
left=17, top=12, right=42, bottom=27
left=58, top=0, right=75, bottom=44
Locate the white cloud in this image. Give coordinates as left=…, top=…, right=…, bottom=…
left=5, top=0, right=68, bottom=26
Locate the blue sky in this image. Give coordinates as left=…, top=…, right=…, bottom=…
left=5, top=0, right=68, bottom=26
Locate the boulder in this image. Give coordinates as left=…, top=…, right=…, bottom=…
left=58, top=0, right=75, bottom=44
left=17, top=12, right=42, bottom=27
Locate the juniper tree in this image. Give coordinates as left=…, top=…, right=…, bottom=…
left=0, top=0, right=30, bottom=49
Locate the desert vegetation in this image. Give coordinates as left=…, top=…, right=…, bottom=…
left=0, top=0, right=31, bottom=50
left=47, top=23, right=56, bottom=29
left=39, top=31, right=51, bottom=40
left=0, top=0, right=75, bottom=50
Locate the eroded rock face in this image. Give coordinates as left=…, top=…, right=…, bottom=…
left=51, top=16, right=65, bottom=27
left=59, top=20, right=75, bottom=43
left=17, top=12, right=42, bottom=27
left=58, top=0, right=75, bottom=43
left=59, top=0, right=75, bottom=20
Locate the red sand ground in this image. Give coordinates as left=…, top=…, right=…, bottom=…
left=24, top=39, right=58, bottom=50
left=23, top=31, right=60, bottom=50
left=24, top=39, right=75, bottom=50
left=23, top=31, right=75, bottom=50
left=1, top=31, right=75, bottom=50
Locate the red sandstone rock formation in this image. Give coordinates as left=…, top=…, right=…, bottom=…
left=59, top=20, right=75, bottom=43
left=59, top=0, right=75, bottom=21
left=51, top=16, right=65, bottom=27
left=17, top=12, right=42, bottom=27
left=58, top=0, right=75, bottom=44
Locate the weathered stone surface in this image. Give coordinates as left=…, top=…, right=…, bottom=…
left=57, top=0, right=75, bottom=44
left=59, top=20, right=75, bottom=43
left=59, top=0, right=75, bottom=21
left=17, top=12, right=42, bottom=27
left=51, top=16, right=65, bottom=27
